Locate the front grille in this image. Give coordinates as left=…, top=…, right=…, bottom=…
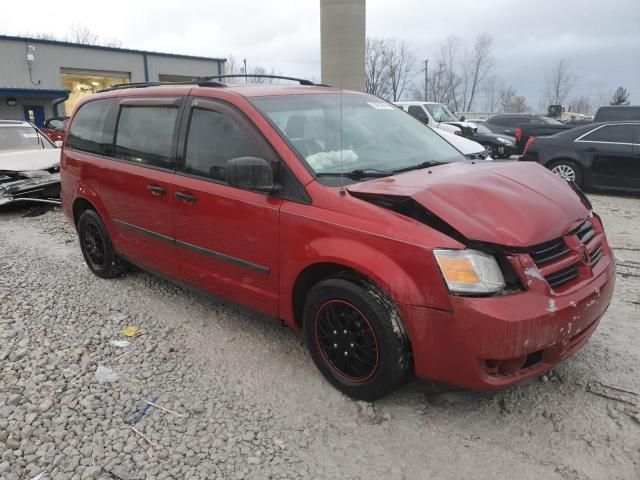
left=545, top=264, right=580, bottom=288
left=527, top=219, right=603, bottom=291
left=529, top=238, right=570, bottom=265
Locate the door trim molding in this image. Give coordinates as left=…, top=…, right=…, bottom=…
left=113, top=218, right=270, bottom=274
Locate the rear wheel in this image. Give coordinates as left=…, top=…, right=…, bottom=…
left=303, top=275, right=411, bottom=401
left=77, top=209, right=126, bottom=278
left=548, top=159, right=583, bottom=187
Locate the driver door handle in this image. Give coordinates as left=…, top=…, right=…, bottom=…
left=146, top=184, right=166, bottom=196
left=175, top=191, right=197, bottom=203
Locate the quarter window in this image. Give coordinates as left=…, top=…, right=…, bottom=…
left=67, top=99, right=118, bottom=155
left=114, top=106, right=178, bottom=169
left=580, top=125, right=632, bottom=144
left=184, top=108, right=262, bottom=182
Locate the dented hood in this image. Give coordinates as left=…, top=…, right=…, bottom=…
left=347, top=161, right=589, bottom=247
left=0, top=148, right=60, bottom=172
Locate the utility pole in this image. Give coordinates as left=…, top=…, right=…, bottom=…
left=243, top=58, right=248, bottom=83
left=424, top=59, right=429, bottom=102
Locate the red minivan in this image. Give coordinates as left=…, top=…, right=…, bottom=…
left=60, top=77, right=615, bottom=400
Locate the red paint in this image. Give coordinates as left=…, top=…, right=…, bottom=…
left=61, top=84, right=616, bottom=391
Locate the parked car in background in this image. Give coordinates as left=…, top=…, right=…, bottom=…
left=0, top=120, right=61, bottom=206
left=434, top=128, right=490, bottom=160
left=484, top=114, right=574, bottom=154
left=41, top=116, right=69, bottom=142
left=395, top=101, right=478, bottom=136
left=468, top=123, right=515, bottom=158
left=521, top=121, right=640, bottom=192
left=594, top=105, right=640, bottom=123
left=61, top=78, right=615, bottom=400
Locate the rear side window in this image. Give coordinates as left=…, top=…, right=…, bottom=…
left=581, top=124, right=632, bottom=144
left=67, top=99, right=118, bottom=155
left=595, top=106, right=640, bottom=122
left=184, top=108, right=262, bottom=182
left=114, top=107, right=178, bottom=169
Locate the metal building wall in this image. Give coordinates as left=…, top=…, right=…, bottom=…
left=320, top=0, right=366, bottom=91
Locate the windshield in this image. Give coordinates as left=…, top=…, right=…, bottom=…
left=425, top=103, right=458, bottom=122
left=251, top=94, right=464, bottom=184
left=0, top=126, right=52, bottom=151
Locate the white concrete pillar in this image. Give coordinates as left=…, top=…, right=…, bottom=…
left=320, top=0, right=366, bottom=91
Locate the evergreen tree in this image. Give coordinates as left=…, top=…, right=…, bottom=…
left=610, top=87, right=630, bottom=105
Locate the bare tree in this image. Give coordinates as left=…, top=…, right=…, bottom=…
left=22, top=31, right=58, bottom=40
left=385, top=39, right=416, bottom=101
left=24, top=24, right=122, bottom=47
left=482, top=75, right=501, bottom=112
left=409, top=60, right=452, bottom=104
left=364, top=38, right=390, bottom=97
left=541, top=59, right=575, bottom=109
left=569, top=95, right=592, bottom=114
left=498, top=86, right=529, bottom=113
left=436, top=36, right=462, bottom=111
left=462, top=33, right=494, bottom=111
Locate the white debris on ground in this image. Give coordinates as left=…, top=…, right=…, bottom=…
left=1, top=193, right=639, bottom=480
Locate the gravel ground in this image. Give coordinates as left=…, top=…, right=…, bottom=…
left=1, top=193, right=639, bottom=480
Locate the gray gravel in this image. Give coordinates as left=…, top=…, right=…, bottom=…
left=1, top=193, right=639, bottom=480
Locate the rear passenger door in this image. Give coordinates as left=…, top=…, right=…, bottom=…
left=576, top=123, right=636, bottom=189
left=101, top=97, right=182, bottom=275
left=171, top=97, right=281, bottom=316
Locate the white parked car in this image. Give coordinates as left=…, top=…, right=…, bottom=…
left=0, top=120, right=61, bottom=206
left=434, top=128, right=491, bottom=160
left=395, top=101, right=478, bottom=136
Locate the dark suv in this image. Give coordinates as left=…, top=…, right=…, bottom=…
left=484, top=114, right=572, bottom=153
left=60, top=77, right=615, bottom=400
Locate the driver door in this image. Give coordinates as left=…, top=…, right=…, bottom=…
left=171, top=97, right=281, bottom=316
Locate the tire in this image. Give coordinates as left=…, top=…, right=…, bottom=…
left=303, top=275, right=412, bottom=401
left=484, top=144, right=494, bottom=157
left=548, top=159, right=583, bottom=187
left=77, top=209, right=126, bottom=278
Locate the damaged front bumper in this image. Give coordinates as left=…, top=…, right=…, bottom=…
left=0, top=171, right=61, bottom=207
left=402, top=242, right=616, bottom=390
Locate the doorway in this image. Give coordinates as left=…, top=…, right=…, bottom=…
left=23, top=105, right=45, bottom=127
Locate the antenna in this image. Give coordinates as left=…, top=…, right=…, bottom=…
left=338, top=17, right=345, bottom=197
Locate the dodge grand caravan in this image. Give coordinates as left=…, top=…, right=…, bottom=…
left=60, top=77, right=615, bottom=401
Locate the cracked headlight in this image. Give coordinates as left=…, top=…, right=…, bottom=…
left=434, top=249, right=506, bottom=294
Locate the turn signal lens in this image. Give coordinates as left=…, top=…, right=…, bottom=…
left=434, top=249, right=506, bottom=294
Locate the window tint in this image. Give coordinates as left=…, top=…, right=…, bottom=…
left=408, top=106, right=428, bottom=122
left=184, top=108, right=262, bottom=182
left=114, top=107, right=178, bottom=169
left=581, top=124, right=632, bottom=143
left=634, top=125, right=640, bottom=145
left=67, top=99, right=118, bottom=155
left=491, top=116, right=519, bottom=127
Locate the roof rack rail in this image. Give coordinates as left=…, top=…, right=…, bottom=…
left=99, top=79, right=227, bottom=93
left=196, top=74, right=317, bottom=86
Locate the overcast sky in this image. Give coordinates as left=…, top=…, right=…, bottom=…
left=3, top=0, right=639, bottom=108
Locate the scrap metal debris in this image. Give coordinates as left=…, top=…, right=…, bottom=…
left=121, top=326, right=142, bottom=337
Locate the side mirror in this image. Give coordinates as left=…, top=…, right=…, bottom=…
left=459, top=115, right=466, bottom=121
left=226, top=157, right=281, bottom=193
left=54, top=140, right=63, bottom=148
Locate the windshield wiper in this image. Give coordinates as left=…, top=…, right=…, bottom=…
left=316, top=168, right=392, bottom=180
left=391, top=160, right=446, bottom=174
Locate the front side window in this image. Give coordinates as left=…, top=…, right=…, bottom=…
left=184, top=108, right=262, bottom=182
left=408, top=105, right=428, bottom=122
left=67, top=99, right=118, bottom=155
left=251, top=94, right=464, bottom=185
left=114, top=107, right=178, bottom=168
left=581, top=124, right=632, bottom=144
left=0, top=125, right=52, bottom=151
left=48, top=119, right=65, bottom=131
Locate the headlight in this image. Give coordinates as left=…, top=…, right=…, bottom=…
left=433, top=249, right=505, bottom=294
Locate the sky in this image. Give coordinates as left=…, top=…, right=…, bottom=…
left=3, top=0, right=639, bottom=109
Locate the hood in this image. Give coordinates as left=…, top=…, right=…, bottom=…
left=0, top=148, right=60, bottom=172
left=347, top=161, right=588, bottom=247
left=435, top=129, right=485, bottom=155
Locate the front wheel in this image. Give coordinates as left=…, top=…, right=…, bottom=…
left=548, top=159, right=583, bottom=187
left=303, top=276, right=412, bottom=401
